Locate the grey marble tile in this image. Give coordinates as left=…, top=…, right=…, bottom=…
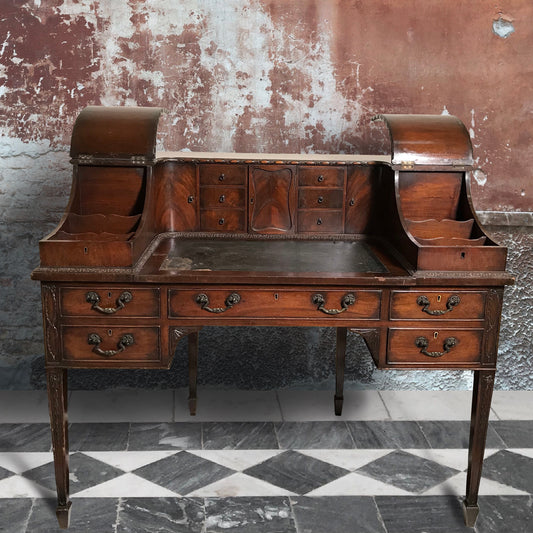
left=128, top=422, right=202, bottom=450
left=417, top=421, right=505, bottom=449
left=0, top=498, right=33, bottom=533
left=134, top=451, right=234, bottom=495
left=25, top=498, right=119, bottom=533
left=291, top=496, right=386, bottom=533
left=22, top=452, right=125, bottom=494
left=69, top=423, right=129, bottom=451
left=205, top=497, right=296, bottom=533
left=275, top=422, right=354, bottom=449
left=482, top=450, right=533, bottom=494
left=117, top=497, right=204, bottom=533
left=475, top=495, right=533, bottom=533
left=203, top=422, right=278, bottom=450
left=357, top=450, right=459, bottom=493
left=375, top=496, right=469, bottom=533
left=0, top=464, right=14, bottom=481
left=346, top=421, right=430, bottom=449
left=243, top=450, right=349, bottom=494
left=0, top=423, right=51, bottom=452
left=491, top=420, right=533, bottom=448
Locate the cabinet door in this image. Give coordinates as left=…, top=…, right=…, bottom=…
left=249, top=166, right=296, bottom=233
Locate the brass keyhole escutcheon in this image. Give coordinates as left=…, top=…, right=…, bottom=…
left=437, top=295, right=442, bottom=302
left=434, top=331, right=439, bottom=339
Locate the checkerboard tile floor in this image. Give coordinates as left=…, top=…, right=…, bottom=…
left=0, top=389, right=532, bottom=532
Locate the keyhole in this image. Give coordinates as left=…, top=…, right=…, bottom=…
left=274, top=293, right=279, bottom=300
left=434, top=331, right=439, bottom=339
left=437, top=295, right=442, bottom=303
left=108, top=329, right=113, bottom=337
left=84, top=247, right=88, bottom=254
left=108, top=292, right=112, bottom=298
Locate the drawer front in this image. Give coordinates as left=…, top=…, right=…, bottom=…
left=299, top=166, right=345, bottom=188
left=298, top=210, right=343, bottom=233
left=62, top=326, right=160, bottom=362
left=199, top=164, right=246, bottom=185
left=390, top=290, right=486, bottom=320
left=200, top=209, right=246, bottom=231
left=60, top=288, right=160, bottom=318
left=387, top=328, right=483, bottom=364
left=169, top=288, right=381, bottom=319
left=298, top=188, right=344, bottom=209
left=200, top=187, right=245, bottom=208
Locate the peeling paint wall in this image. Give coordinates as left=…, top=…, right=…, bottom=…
left=1, top=1, right=532, bottom=389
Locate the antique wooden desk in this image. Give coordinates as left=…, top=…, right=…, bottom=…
left=32, top=107, right=513, bottom=528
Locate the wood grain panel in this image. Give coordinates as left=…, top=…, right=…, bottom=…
left=299, top=166, right=345, bottom=187
left=297, top=209, right=343, bottom=233
left=298, top=188, right=344, bottom=209
left=199, top=164, right=246, bottom=185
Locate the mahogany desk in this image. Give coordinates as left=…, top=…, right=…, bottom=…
left=32, top=107, right=513, bottom=528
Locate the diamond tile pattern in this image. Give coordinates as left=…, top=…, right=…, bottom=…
left=0, top=464, right=14, bottom=481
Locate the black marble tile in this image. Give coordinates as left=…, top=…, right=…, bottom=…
left=69, top=423, right=129, bottom=451
left=357, top=450, right=459, bottom=493
left=475, top=495, right=533, bottom=533
left=0, top=498, right=33, bottom=533
left=417, top=421, right=506, bottom=449
left=346, top=421, right=430, bottom=449
left=117, top=497, right=204, bottom=533
left=275, top=422, right=354, bottom=449
left=291, top=496, right=386, bottom=533
left=0, top=423, right=51, bottom=452
left=22, top=452, right=125, bottom=494
left=243, top=450, right=349, bottom=494
left=25, top=498, right=119, bottom=533
left=134, top=451, right=234, bottom=495
left=128, top=422, right=202, bottom=450
left=205, top=497, right=296, bottom=533
left=375, top=496, right=470, bottom=533
left=491, top=420, right=533, bottom=448
left=203, top=422, right=278, bottom=450
left=0, top=464, right=14, bottom=481
left=482, top=450, right=533, bottom=494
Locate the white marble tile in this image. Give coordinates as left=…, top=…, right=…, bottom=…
left=69, top=390, right=174, bottom=422
left=188, top=472, right=296, bottom=497
left=174, top=389, right=282, bottom=421
left=379, top=391, right=498, bottom=420
left=508, top=448, right=533, bottom=460
left=188, top=449, right=282, bottom=471
left=0, top=474, right=56, bottom=498
left=307, top=471, right=411, bottom=496
left=83, top=451, right=179, bottom=472
left=0, top=452, right=53, bottom=474
left=72, top=473, right=178, bottom=498
left=405, top=448, right=500, bottom=472
left=0, top=391, right=51, bottom=423
left=277, top=390, right=389, bottom=421
left=298, top=449, right=393, bottom=471
left=490, top=391, right=533, bottom=420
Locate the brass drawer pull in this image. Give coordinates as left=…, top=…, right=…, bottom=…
left=87, top=333, right=134, bottom=358
left=196, top=292, right=241, bottom=313
left=415, top=336, right=457, bottom=358
left=312, top=293, right=356, bottom=315
left=417, top=295, right=460, bottom=316
left=86, top=291, right=133, bottom=314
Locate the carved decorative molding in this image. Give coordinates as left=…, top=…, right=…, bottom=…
left=43, top=284, right=59, bottom=362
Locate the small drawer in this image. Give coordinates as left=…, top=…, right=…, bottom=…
left=387, top=328, right=483, bottom=364
left=60, top=288, right=160, bottom=318
left=298, top=188, right=344, bottom=209
left=61, top=326, right=161, bottom=363
left=298, top=210, right=343, bottom=232
left=390, top=290, right=486, bottom=320
left=199, top=164, right=246, bottom=185
left=299, top=166, right=345, bottom=187
left=200, top=187, right=245, bottom=208
left=200, top=209, right=246, bottom=231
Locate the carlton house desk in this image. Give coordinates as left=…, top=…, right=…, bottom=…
left=32, top=107, right=513, bottom=528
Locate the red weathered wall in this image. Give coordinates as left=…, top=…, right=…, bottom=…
left=1, top=0, right=531, bottom=211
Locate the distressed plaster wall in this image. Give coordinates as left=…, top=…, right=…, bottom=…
left=1, top=1, right=532, bottom=390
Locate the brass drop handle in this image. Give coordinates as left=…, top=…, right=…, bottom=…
left=417, top=295, right=461, bottom=316
left=312, top=293, right=356, bottom=315
left=87, top=333, right=134, bottom=358
left=196, top=292, right=241, bottom=313
left=415, top=336, right=457, bottom=358
left=86, top=291, right=133, bottom=314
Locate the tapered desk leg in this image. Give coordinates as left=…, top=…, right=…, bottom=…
left=47, top=368, right=71, bottom=529
left=463, top=369, right=495, bottom=527
left=335, top=327, right=347, bottom=416
left=188, top=331, right=199, bottom=416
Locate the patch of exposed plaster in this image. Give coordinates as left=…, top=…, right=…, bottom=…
left=493, top=16, right=515, bottom=39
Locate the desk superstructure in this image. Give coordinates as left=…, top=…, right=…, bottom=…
left=32, top=106, right=513, bottom=528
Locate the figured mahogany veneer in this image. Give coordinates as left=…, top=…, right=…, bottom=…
left=32, top=107, right=513, bottom=529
